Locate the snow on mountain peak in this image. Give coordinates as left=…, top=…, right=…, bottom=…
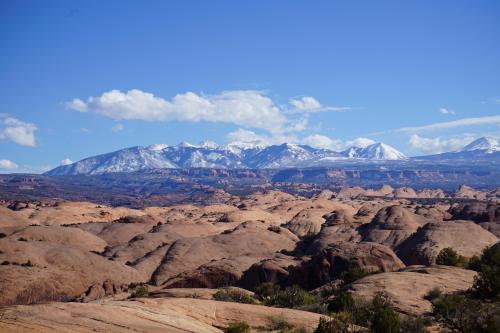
left=365, top=142, right=407, bottom=160
left=177, top=141, right=197, bottom=148
left=147, top=143, right=169, bottom=151
left=46, top=139, right=409, bottom=176
left=461, top=137, right=500, bottom=153
left=342, top=142, right=407, bottom=160
left=198, top=140, right=219, bottom=149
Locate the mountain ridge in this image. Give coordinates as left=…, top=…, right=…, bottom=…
left=45, top=137, right=499, bottom=176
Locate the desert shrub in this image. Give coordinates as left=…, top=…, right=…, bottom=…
left=17, top=237, right=28, bottom=242
left=472, top=243, right=500, bottom=299
left=340, top=268, right=375, bottom=285
left=265, top=285, right=317, bottom=308
left=314, top=317, right=349, bottom=333
left=267, top=314, right=295, bottom=331
left=432, top=293, right=500, bottom=333
left=132, top=283, right=148, bottom=297
left=370, top=293, right=400, bottom=333
left=225, top=321, right=250, bottom=333
left=0, top=232, right=6, bottom=238
left=399, top=316, right=430, bottom=333
left=423, top=287, right=442, bottom=301
left=213, top=289, right=255, bottom=304
left=467, top=255, right=482, bottom=271
left=328, top=291, right=355, bottom=313
left=255, top=282, right=281, bottom=300
left=15, top=283, right=72, bottom=305
left=436, top=247, right=466, bottom=267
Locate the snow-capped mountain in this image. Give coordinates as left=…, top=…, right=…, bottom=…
left=46, top=140, right=408, bottom=175
left=460, top=137, right=500, bottom=153
left=342, top=143, right=407, bottom=160
left=415, top=137, right=500, bottom=161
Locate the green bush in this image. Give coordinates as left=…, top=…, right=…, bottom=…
left=327, top=291, right=354, bottom=313
left=435, top=247, right=467, bottom=267
left=314, top=317, right=349, bottom=333
left=255, top=282, right=281, bottom=300
left=265, top=285, right=317, bottom=308
left=132, top=284, right=149, bottom=297
left=432, top=293, right=500, bottom=333
left=472, top=243, right=500, bottom=299
left=267, top=315, right=295, bottom=331
left=399, top=316, right=430, bottom=333
left=467, top=255, right=482, bottom=271
left=225, top=321, right=250, bottom=333
left=423, top=287, right=442, bottom=301
left=213, top=289, right=255, bottom=304
left=340, top=267, right=374, bottom=285
left=370, top=293, right=400, bottom=333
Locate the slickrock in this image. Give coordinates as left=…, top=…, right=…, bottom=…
left=397, top=220, right=499, bottom=265
left=360, top=205, right=431, bottom=249
left=0, top=298, right=324, bottom=332
left=348, top=265, right=477, bottom=315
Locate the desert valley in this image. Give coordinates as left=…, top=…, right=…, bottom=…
left=1, top=180, right=499, bottom=332
left=2, top=1, right=500, bottom=332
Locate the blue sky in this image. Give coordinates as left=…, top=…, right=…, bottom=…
left=1, top=0, right=500, bottom=172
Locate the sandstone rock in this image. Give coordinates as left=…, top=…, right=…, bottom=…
left=360, top=205, right=431, bottom=249
left=449, top=202, right=500, bottom=222
left=239, top=253, right=304, bottom=289
left=397, top=220, right=499, bottom=265
left=0, top=239, right=144, bottom=306
left=348, top=265, right=477, bottom=315
left=151, top=221, right=298, bottom=287
left=454, top=185, right=487, bottom=200
left=0, top=297, right=324, bottom=332
left=284, top=208, right=327, bottom=237
left=298, top=241, right=405, bottom=289
left=6, top=225, right=107, bottom=252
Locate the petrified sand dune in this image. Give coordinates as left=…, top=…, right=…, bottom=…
left=449, top=202, right=500, bottom=222
left=1, top=187, right=499, bottom=331
left=152, top=221, right=298, bottom=287
left=14, top=201, right=145, bottom=226
left=0, top=206, right=31, bottom=228
left=0, top=298, right=323, bottom=333
left=0, top=239, right=144, bottom=305
left=360, top=205, right=432, bottom=249
left=348, top=265, right=477, bottom=315
left=5, top=225, right=107, bottom=252
left=397, top=220, right=499, bottom=265
left=285, top=208, right=328, bottom=237
left=299, top=241, right=405, bottom=289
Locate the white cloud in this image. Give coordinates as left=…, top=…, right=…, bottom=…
left=67, top=89, right=290, bottom=133
left=0, top=159, right=18, bottom=170
left=67, top=89, right=345, bottom=133
left=80, top=127, right=90, bottom=133
left=397, top=115, right=500, bottom=133
left=301, top=135, right=376, bottom=151
left=227, top=129, right=268, bottom=144
left=67, top=98, right=88, bottom=112
left=290, top=96, right=321, bottom=110
left=408, top=134, right=477, bottom=154
left=226, top=128, right=298, bottom=146
left=301, top=134, right=343, bottom=150
left=0, top=115, right=37, bottom=147
left=60, top=158, right=73, bottom=165
left=289, top=96, right=350, bottom=113
left=111, top=123, right=124, bottom=132
left=439, top=108, right=455, bottom=115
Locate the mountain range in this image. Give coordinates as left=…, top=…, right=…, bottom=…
left=46, top=137, right=500, bottom=176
